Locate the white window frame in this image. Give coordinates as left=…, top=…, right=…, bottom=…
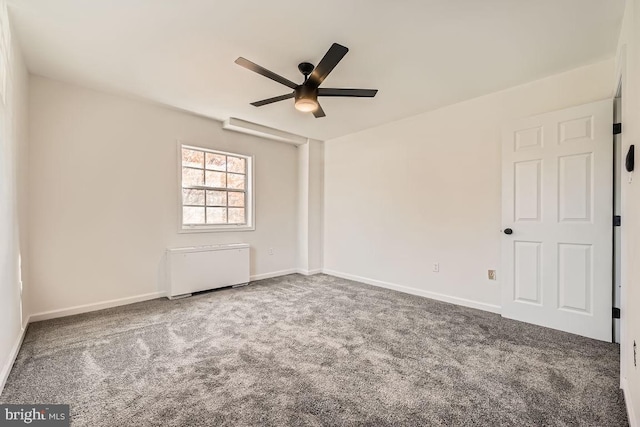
left=177, top=141, right=255, bottom=233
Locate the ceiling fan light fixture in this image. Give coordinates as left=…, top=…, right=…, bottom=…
left=294, top=85, right=319, bottom=113
left=294, top=97, right=318, bottom=112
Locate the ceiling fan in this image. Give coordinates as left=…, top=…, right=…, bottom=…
left=235, top=43, right=378, bottom=118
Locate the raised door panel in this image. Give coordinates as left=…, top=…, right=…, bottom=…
left=514, top=160, right=542, bottom=222
left=559, top=116, right=593, bottom=144
left=514, top=127, right=543, bottom=151
left=514, top=241, right=542, bottom=305
left=558, top=153, right=592, bottom=222
left=558, top=243, right=592, bottom=314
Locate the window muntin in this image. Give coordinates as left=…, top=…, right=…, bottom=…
left=180, top=145, right=251, bottom=229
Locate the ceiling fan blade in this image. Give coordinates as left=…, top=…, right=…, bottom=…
left=318, top=88, right=378, bottom=97
left=235, top=57, right=298, bottom=89
left=313, top=103, right=326, bottom=118
left=307, top=43, right=349, bottom=88
left=250, top=92, right=295, bottom=107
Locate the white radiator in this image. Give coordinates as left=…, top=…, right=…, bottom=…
left=166, top=244, right=250, bottom=298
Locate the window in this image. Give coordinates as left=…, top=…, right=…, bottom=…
left=179, top=144, right=253, bottom=231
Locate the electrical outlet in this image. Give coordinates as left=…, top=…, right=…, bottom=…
left=488, top=270, right=496, bottom=280
left=432, top=263, right=439, bottom=273
left=268, top=248, right=274, bottom=255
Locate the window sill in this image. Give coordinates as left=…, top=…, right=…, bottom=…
left=178, top=225, right=255, bottom=234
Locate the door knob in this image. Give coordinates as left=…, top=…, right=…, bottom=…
left=503, top=228, right=513, bottom=235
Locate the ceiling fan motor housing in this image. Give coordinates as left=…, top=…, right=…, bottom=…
left=294, top=85, right=319, bottom=112
left=295, top=84, right=318, bottom=102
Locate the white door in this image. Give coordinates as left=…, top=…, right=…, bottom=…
left=501, top=100, right=612, bottom=342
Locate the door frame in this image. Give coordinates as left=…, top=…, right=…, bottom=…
left=613, top=44, right=627, bottom=386
left=613, top=82, right=622, bottom=345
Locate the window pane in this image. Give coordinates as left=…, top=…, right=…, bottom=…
left=228, top=192, right=244, bottom=207
left=227, top=173, right=245, bottom=190
left=205, top=153, right=226, bottom=171
left=227, top=156, right=246, bottom=174
left=182, top=167, right=204, bottom=187
left=182, top=189, right=205, bottom=205
left=228, top=208, right=245, bottom=224
left=205, top=171, right=226, bottom=188
left=182, top=149, right=204, bottom=168
left=183, top=207, right=205, bottom=224
left=206, top=190, right=227, bottom=206
left=180, top=147, right=251, bottom=229
left=206, top=207, right=227, bottom=224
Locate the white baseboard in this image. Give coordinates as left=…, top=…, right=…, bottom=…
left=250, top=269, right=298, bottom=281
left=2, top=269, right=299, bottom=391
left=29, top=291, right=166, bottom=323
left=30, top=269, right=306, bottom=323
left=622, top=378, right=638, bottom=427
left=323, top=269, right=501, bottom=314
left=0, top=322, right=28, bottom=395
left=296, top=268, right=322, bottom=276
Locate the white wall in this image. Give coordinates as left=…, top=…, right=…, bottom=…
left=616, top=0, right=640, bottom=423
left=0, top=2, right=29, bottom=391
left=297, top=142, right=309, bottom=272
left=297, top=139, right=323, bottom=274
left=307, top=140, right=324, bottom=272
left=324, top=59, right=614, bottom=312
left=28, top=76, right=298, bottom=316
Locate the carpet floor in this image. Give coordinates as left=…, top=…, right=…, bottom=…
left=0, top=274, right=628, bottom=426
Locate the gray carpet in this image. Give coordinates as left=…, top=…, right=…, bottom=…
left=0, top=274, right=628, bottom=426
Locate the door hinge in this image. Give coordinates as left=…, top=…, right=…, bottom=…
left=614, top=215, right=621, bottom=227
left=614, top=123, right=622, bottom=135
left=613, top=307, right=621, bottom=319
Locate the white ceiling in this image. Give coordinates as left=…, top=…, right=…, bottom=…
left=8, top=0, right=624, bottom=141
